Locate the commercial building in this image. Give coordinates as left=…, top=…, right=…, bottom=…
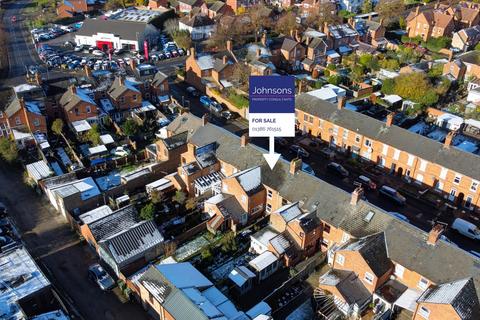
left=75, top=18, right=160, bottom=52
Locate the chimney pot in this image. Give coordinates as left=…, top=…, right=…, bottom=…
left=261, top=32, right=267, bottom=46
left=416, top=6, right=420, bottom=15
left=289, top=158, right=302, bottom=175
left=130, top=58, right=136, bottom=70
left=84, top=65, right=92, bottom=78
left=19, top=97, right=25, bottom=108
left=70, top=85, right=77, bottom=95
left=35, top=72, right=42, bottom=85
left=202, top=114, right=208, bottom=126
left=427, top=223, right=446, bottom=245
left=444, top=131, right=455, bottom=148
left=350, top=186, right=364, bottom=205
left=240, top=134, right=248, bottom=147
left=386, top=112, right=395, bottom=127
left=337, top=96, right=346, bottom=110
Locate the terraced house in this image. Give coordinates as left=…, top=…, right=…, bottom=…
left=168, top=115, right=480, bottom=319
left=294, top=93, right=480, bottom=212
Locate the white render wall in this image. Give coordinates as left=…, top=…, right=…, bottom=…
left=75, top=33, right=139, bottom=50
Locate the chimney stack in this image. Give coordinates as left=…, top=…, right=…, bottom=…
left=298, top=80, right=303, bottom=94
left=370, top=93, right=377, bottom=104
left=337, top=96, right=346, bottom=110
left=240, top=133, right=249, bottom=147
left=226, top=40, right=232, bottom=52
left=415, top=6, right=420, bottom=15
left=119, top=76, right=125, bottom=86
left=261, top=32, right=267, bottom=46
left=201, top=114, right=208, bottom=126
left=380, top=18, right=384, bottom=26
left=348, top=17, right=354, bottom=27
left=84, top=65, right=92, bottom=78
left=444, top=131, right=455, bottom=148
left=427, top=223, right=446, bottom=245
left=350, top=186, right=364, bottom=205
left=70, top=85, right=77, bottom=95
left=222, top=55, right=228, bottom=64
left=368, top=15, right=372, bottom=21
left=18, top=97, right=25, bottom=109
left=289, top=158, right=302, bottom=175
left=323, top=22, right=329, bottom=35
left=34, top=72, right=42, bottom=86
left=256, top=48, right=261, bottom=58
left=190, top=47, right=195, bottom=57
left=290, top=29, right=294, bottom=38
left=295, top=29, right=301, bottom=42
left=386, top=112, right=395, bottom=127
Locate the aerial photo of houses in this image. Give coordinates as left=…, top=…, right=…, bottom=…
left=0, top=0, right=479, bottom=319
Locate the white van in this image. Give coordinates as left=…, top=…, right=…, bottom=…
left=451, top=218, right=480, bottom=240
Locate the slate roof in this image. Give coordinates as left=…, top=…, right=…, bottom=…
left=281, top=37, right=300, bottom=52
left=295, top=93, right=480, bottom=180
left=108, top=77, right=140, bottom=99
left=180, top=13, right=214, bottom=28
left=89, top=205, right=140, bottom=242
left=59, top=87, right=96, bottom=111
left=276, top=202, right=303, bottom=223
left=163, top=131, right=189, bottom=150
left=5, top=98, right=42, bottom=118
left=166, top=112, right=203, bottom=137
left=230, top=166, right=263, bottom=195
left=418, top=278, right=480, bottom=320
left=339, top=233, right=392, bottom=277
left=183, top=115, right=480, bottom=298
left=208, top=1, right=224, bottom=12
left=152, top=71, right=168, bottom=87
left=319, top=269, right=371, bottom=306
left=76, top=18, right=148, bottom=40
left=99, top=220, right=164, bottom=264
left=308, top=37, right=327, bottom=50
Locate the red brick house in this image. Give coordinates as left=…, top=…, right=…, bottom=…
left=59, top=86, right=98, bottom=123
left=107, top=76, right=142, bottom=116
left=4, top=97, right=47, bottom=136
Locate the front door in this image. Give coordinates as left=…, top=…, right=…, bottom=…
left=448, top=188, right=457, bottom=202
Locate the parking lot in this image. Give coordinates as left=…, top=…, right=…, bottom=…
left=30, top=22, right=187, bottom=75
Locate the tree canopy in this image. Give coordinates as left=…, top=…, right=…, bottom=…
left=140, top=203, right=155, bottom=220
left=51, top=118, right=64, bottom=136
left=0, top=138, right=18, bottom=163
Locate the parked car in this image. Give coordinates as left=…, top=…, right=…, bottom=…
left=451, top=218, right=480, bottom=240
left=88, top=264, right=116, bottom=291
left=110, top=146, right=130, bottom=157
left=354, top=175, right=377, bottom=190
left=209, top=101, right=223, bottom=113
left=200, top=95, right=212, bottom=107
left=92, top=49, right=105, bottom=56
left=186, top=86, right=199, bottom=97
left=289, top=145, right=310, bottom=158
left=319, top=147, right=335, bottom=159
left=388, top=212, right=409, bottom=223
left=301, top=163, right=315, bottom=176
left=221, top=110, right=233, bottom=120
left=379, top=186, right=406, bottom=206
left=275, top=137, right=289, bottom=147
left=326, top=162, right=349, bottom=178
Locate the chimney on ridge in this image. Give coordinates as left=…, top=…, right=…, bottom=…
left=289, top=158, right=302, bottom=175
left=202, top=114, right=208, bottom=126
left=427, top=223, right=446, bottom=245
left=444, top=131, right=455, bottom=148
left=240, top=134, right=249, bottom=147
left=386, top=112, right=395, bottom=127
left=337, top=96, right=346, bottom=110
left=350, top=186, right=364, bottom=205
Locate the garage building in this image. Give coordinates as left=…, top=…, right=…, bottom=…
left=75, top=18, right=160, bottom=52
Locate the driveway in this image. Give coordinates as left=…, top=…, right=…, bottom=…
left=0, top=164, right=149, bottom=320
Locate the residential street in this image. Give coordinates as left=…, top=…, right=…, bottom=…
left=0, top=164, right=149, bottom=320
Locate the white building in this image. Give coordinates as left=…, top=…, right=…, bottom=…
left=179, top=14, right=216, bottom=40
left=75, top=18, right=160, bottom=51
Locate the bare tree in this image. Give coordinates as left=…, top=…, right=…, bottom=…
left=247, top=3, right=272, bottom=43
left=376, top=0, right=405, bottom=26
left=231, top=62, right=250, bottom=91
left=275, top=11, right=297, bottom=35
left=163, top=18, right=179, bottom=37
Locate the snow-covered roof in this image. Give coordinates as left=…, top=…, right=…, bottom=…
left=100, top=134, right=114, bottom=145
left=249, top=251, right=278, bottom=272
left=13, top=83, right=40, bottom=93
left=133, top=101, right=157, bottom=113
left=146, top=178, right=173, bottom=192
left=230, top=166, right=262, bottom=194
left=26, top=160, right=53, bottom=182
left=383, top=94, right=402, bottom=104
left=437, top=113, right=464, bottom=126
left=79, top=205, right=113, bottom=225
left=0, top=247, right=50, bottom=320
left=72, top=120, right=92, bottom=133
left=89, top=144, right=108, bottom=155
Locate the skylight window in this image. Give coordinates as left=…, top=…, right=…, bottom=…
left=364, top=211, right=375, bottom=222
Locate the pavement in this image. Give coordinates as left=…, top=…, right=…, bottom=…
left=0, top=164, right=149, bottom=320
